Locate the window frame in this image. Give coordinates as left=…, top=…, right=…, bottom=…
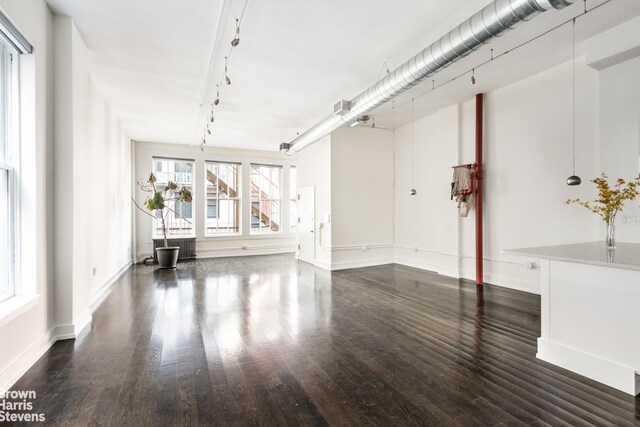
left=150, top=157, right=195, bottom=239
left=0, top=35, right=19, bottom=304
left=250, top=164, right=283, bottom=235
left=204, top=160, right=242, bottom=237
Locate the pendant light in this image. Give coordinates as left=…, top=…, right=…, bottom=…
left=567, top=18, right=581, bottom=186
left=410, top=98, right=417, bottom=196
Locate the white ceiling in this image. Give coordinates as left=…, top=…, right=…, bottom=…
left=46, top=0, right=640, bottom=151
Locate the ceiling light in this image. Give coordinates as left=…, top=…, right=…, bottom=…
left=231, top=18, right=240, bottom=47
left=214, top=85, right=220, bottom=105
left=471, top=68, right=476, bottom=85
left=567, top=18, right=581, bottom=186
left=225, top=75, right=231, bottom=85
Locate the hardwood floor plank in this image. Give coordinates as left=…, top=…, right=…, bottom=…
left=7, top=255, right=639, bottom=426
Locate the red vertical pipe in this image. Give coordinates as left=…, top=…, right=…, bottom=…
left=475, top=93, right=484, bottom=286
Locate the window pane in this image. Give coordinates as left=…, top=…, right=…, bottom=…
left=250, top=165, right=281, bottom=234
left=205, top=161, right=240, bottom=235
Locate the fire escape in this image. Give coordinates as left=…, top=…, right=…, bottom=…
left=206, top=168, right=279, bottom=232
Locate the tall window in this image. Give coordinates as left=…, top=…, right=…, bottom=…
left=0, top=38, right=17, bottom=303
left=289, top=166, right=297, bottom=233
left=205, top=161, right=241, bottom=235
left=152, top=158, right=194, bottom=237
left=250, top=164, right=281, bottom=234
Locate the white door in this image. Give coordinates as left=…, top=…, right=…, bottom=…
left=297, top=187, right=315, bottom=265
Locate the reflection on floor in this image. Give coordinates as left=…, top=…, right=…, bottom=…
left=11, top=254, right=640, bottom=426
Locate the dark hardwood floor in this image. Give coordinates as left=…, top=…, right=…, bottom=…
left=8, top=255, right=640, bottom=426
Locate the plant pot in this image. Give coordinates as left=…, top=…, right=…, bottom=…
left=156, top=247, right=179, bottom=269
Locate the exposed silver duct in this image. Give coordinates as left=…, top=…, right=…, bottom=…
left=281, top=0, right=574, bottom=155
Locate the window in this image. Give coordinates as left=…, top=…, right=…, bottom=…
left=289, top=166, right=297, bottom=233
left=205, top=161, right=240, bottom=235
left=250, top=164, right=281, bottom=234
left=152, top=158, right=194, bottom=237
left=0, top=37, right=17, bottom=303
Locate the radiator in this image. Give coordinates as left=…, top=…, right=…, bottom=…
left=153, top=238, right=197, bottom=261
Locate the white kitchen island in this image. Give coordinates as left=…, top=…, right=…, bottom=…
left=505, top=242, right=640, bottom=396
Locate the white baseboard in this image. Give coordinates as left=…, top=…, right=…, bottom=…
left=195, top=246, right=295, bottom=259
left=537, top=337, right=639, bottom=396
left=394, top=257, right=440, bottom=274
left=0, top=329, right=57, bottom=392
left=54, top=309, right=92, bottom=341
left=313, top=259, right=332, bottom=270
left=333, top=257, right=395, bottom=271
left=89, top=261, right=132, bottom=310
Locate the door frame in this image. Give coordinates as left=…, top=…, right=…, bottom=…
left=297, top=186, right=315, bottom=264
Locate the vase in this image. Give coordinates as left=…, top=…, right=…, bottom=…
left=605, top=221, right=616, bottom=249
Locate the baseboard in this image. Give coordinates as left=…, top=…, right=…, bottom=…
left=53, top=309, right=92, bottom=341
left=0, top=329, right=57, bottom=392
left=394, top=257, right=440, bottom=274
left=89, top=261, right=132, bottom=310
left=537, top=337, right=639, bottom=396
left=328, top=257, right=395, bottom=271
left=313, top=259, right=332, bottom=271
left=194, top=246, right=295, bottom=259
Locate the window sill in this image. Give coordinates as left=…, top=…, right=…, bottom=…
left=0, top=294, right=40, bottom=329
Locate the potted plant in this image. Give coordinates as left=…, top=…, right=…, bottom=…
left=133, top=172, right=192, bottom=268
left=566, top=173, right=640, bottom=249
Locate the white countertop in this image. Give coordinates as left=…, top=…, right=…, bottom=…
left=504, top=242, right=640, bottom=272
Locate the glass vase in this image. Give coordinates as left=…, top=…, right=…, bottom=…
left=605, top=220, right=616, bottom=249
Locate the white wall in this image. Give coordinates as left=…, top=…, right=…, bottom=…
left=0, top=1, right=131, bottom=390
left=395, top=105, right=460, bottom=277
left=0, top=0, right=54, bottom=391
left=599, top=56, right=640, bottom=243
left=134, top=141, right=296, bottom=260
left=330, top=126, right=395, bottom=269
left=86, top=77, right=132, bottom=300
left=295, top=135, right=332, bottom=268
left=394, top=57, right=601, bottom=293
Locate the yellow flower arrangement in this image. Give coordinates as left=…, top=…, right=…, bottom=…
left=566, top=173, right=640, bottom=225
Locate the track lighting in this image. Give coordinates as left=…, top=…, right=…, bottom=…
left=214, top=85, right=220, bottom=105
left=471, top=68, right=476, bottom=85
left=224, top=57, right=231, bottom=85
left=231, top=18, right=240, bottom=47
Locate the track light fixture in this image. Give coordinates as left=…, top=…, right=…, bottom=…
left=214, top=85, right=220, bottom=105
left=224, top=57, right=231, bottom=85
left=471, top=68, right=476, bottom=85
left=231, top=18, right=240, bottom=47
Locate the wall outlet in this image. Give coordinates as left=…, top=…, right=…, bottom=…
left=362, top=244, right=368, bottom=251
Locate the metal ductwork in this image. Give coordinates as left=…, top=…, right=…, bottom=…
left=281, top=0, right=574, bottom=155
